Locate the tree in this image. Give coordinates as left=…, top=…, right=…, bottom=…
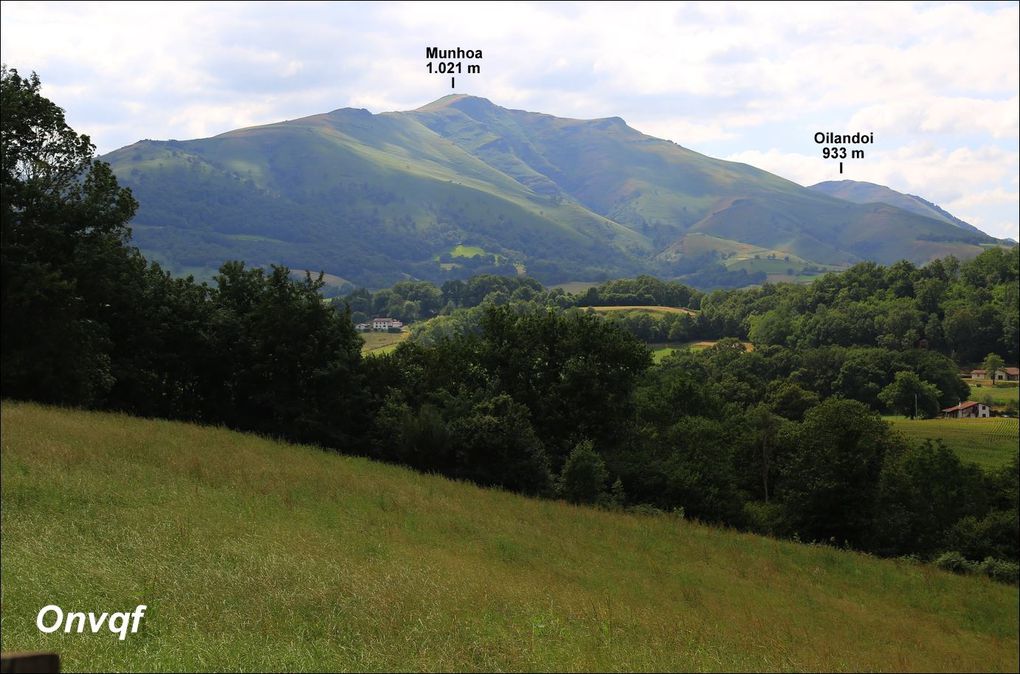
left=747, top=404, right=781, bottom=502
left=869, top=440, right=985, bottom=556
left=982, top=353, right=1005, bottom=384
left=878, top=371, right=941, bottom=419
left=2, top=66, right=139, bottom=404
left=478, top=305, right=651, bottom=467
left=201, top=263, right=368, bottom=447
left=559, top=440, right=608, bottom=504
left=764, top=380, right=819, bottom=422
left=448, top=394, right=553, bottom=495
left=777, top=398, right=904, bottom=546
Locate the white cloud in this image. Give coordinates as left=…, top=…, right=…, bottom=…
left=724, top=144, right=1020, bottom=240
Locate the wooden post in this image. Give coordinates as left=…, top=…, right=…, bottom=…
left=0, top=652, right=60, bottom=673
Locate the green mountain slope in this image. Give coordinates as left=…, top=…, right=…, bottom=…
left=2, top=402, right=1017, bottom=671
left=810, top=180, right=984, bottom=234
left=104, top=95, right=996, bottom=286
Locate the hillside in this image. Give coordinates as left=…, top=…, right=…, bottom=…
left=809, top=180, right=983, bottom=234
left=2, top=402, right=1017, bottom=672
left=103, top=95, right=996, bottom=287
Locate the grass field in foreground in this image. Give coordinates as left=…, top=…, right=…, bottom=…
left=885, top=416, right=1019, bottom=470
left=359, top=330, right=409, bottom=355
left=2, top=402, right=1017, bottom=672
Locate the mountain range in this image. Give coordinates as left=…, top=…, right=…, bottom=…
left=104, top=94, right=1001, bottom=288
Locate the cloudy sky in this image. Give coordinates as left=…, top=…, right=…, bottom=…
left=3, top=1, right=1018, bottom=239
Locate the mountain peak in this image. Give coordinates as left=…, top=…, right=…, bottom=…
left=414, top=94, right=498, bottom=113
left=809, top=179, right=982, bottom=234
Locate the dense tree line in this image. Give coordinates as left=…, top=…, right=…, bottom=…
left=1, top=67, right=368, bottom=448
left=3, top=68, right=1017, bottom=582
left=702, top=252, right=1019, bottom=364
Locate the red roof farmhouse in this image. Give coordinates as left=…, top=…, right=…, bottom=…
left=941, top=401, right=991, bottom=418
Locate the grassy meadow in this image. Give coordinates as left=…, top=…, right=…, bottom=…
left=885, top=416, right=1019, bottom=470
left=589, top=305, right=696, bottom=317
left=359, top=330, right=409, bottom=355
left=650, top=340, right=755, bottom=363
left=1, top=402, right=1017, bottom=672
left=966, top=381, right=1020, bottom=407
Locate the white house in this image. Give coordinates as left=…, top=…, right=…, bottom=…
left=941, top=401, right=991, bottom=419
left=970, top=367, right=1020, bottom=382
left=370, top=317, right=403, bottom=331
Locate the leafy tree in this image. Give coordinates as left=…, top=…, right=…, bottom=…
left=870, top=440, right=985, bottom=556
left=878, top=371, right=941, bottom=419
left=478, top=305, right=651, bottom=466
left=558, top=440, right=608, bottom=504
left=448, top=394, right=553, bottom=495
left=777, top=399, right=903, bottom=546
left=2, top=66, right=139, bottom=404
left=201, top=263, right=368, bottom=446
left=764, top=380, right=819, bottom=421
left=982, top=353, right=1005, bottom=383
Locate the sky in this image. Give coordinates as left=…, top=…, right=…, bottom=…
left=2, top=1, right=1018, bottom=240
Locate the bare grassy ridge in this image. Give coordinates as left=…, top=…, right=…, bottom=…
left=2, top=402, right=1017, bottom=672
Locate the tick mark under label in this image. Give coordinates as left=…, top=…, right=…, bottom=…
left=425, top=47, right=482, bottom=91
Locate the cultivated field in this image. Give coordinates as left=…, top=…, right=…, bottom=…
left=885, top=416, right=1019, bottom=470
left=359, top=330, right=409, bottom=355
left=589, top=305, right=697, bottom=316
left=550, top=281, right=600, bottom=295
left=2, top=402, right=1017, bottom=672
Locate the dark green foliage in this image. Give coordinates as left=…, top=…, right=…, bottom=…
left=476, top=305, right=652, bottom=465
left=935, top=551, right=1020, bottom=584
left=701, top=248, right=1018, bottom=363
left=777, top=399, right=902, bottom=546
left=1, top=66, right=138, bottom=405
left=448, top=394, right=553, bottom=495
left=577, top=276, right=700, bottom=308
left=764, top=380, right=819, bottom=421
left=199, top=263, right=367, bottom=446
left=558, top=440, right=608, bottom=504
left=878, top=371, right=941, bottom=418
left=871, top=440, right=985, bottom=555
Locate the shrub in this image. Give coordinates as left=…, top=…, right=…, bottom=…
left=978, top=557, right=1020, bottom=584
left=934, top=550, right=976, bottom=574
left=558, top=440, right=608, bottom=504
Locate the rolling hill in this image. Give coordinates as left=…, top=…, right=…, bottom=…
left=2, top=401, right=1017, bottom=671
left=809, top=180, right=984, bottom=234
left=104, top=95, right=998, bottom=287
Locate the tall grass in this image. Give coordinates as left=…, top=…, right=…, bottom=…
left=2, top=402, right=1017, bottom=672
